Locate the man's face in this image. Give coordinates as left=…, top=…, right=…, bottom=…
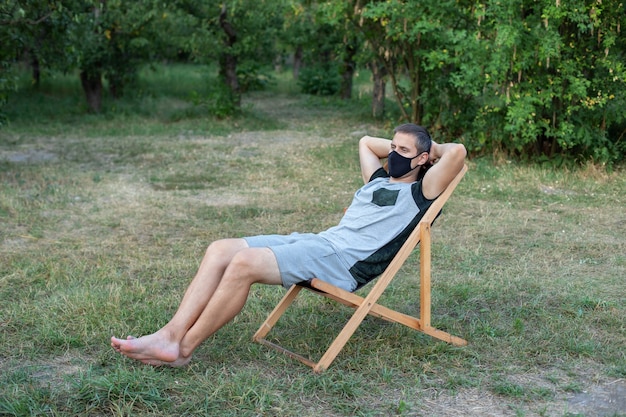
left=390, top=132, right=419, bottom=159
left=390, top=132, right=429, bottom=167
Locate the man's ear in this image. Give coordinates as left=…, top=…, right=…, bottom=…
left=417, top=151, right=430, bottom=166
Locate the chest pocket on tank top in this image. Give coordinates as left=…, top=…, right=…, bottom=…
left=371, top=188, right=399, bottom=207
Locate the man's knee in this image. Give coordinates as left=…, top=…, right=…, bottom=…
left=226, top=248, right=281, bottom=285
left=206, top=238, right=247, bottom=262
left=228, top=248, right=260, bottom=273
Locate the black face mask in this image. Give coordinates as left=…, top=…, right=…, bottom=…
left=388, top=151, right=420, bottom=178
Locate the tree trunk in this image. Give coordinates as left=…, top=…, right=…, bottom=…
left=219, top=53, right=240, bottom=106
left=293, top=46, right=303, bottom=80
left=339, top=38, right=357, bottom=100
left=31, top=54, right=40, bottom=88
left=370, top=61, right=387, bottom=119
left=219, top=4, right=241, bottom=107
left=108, top=70, right=125, bottom=99
left=80, top=70, right=103, bottom=113
left=109, top=80, right=120, bottom=99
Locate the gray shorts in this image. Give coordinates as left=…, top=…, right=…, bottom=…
left=244, top=233, right=357, bottom=292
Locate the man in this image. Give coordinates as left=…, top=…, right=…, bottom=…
left=111, top=123, right=466, bottom=366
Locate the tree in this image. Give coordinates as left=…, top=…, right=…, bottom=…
left=176, top=0, right=286, bottom=112
left=317, top=1, right=362, bottom=99
left=64, top=0, right=167, bottom=111
left=354, top=0, right=625, bottom=164
left=0, top=1, right=22, bottom=124
left=0, top=1, right=60, bottom=88
left=280, top=0, right=317, bottom=80
left=355, top=0, right=477, bottom=126
left=473, top=0, right=626, bottom=163
left=0, top=0, right=67, bottom=122
left=281, top=1, right=345, bottom=96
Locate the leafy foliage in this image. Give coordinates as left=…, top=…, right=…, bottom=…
left=1, top=0, right=625, bottom=163
left=237, top=62, right=275, bottom=93
left=297, top=64, right=341, bottom=96
left=356, top=0, right=625, bottom=164
left=469, top=0, right=626, bottom=164
left=173, top=0, right=286, bottom=113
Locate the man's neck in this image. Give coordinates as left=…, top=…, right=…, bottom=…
left=389, top=174, right=417, bottom=184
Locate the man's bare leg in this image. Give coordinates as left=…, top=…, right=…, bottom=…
left=111, top=238, right=253, bottom=364
left=115, top=246, right=282, bottom=366
left=178, top=246, right=282, bottom=359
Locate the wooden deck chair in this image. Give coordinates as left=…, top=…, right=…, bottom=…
left=253, top=164, right=468, bottom=373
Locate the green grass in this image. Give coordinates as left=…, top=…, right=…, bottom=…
left=1, top=64, right=625, bottom=416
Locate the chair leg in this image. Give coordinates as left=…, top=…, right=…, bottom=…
left=253, top=284, right=303, bottom=342
left=420, top=222, right=431, bottom=328
left=418, top=222, right=467, bottom=347
left=313, top=256, right=405, bottom=372
left=313, top=300, right=371, bottom=373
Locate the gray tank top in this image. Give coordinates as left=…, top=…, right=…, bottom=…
left=318, top=168, right=434, bottom=288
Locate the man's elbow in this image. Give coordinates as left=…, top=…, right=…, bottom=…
left=359, top=135, right=379, bottom=157
left=359, top=135, right=373, bottom=147
left=444, top=143, right=467, bottom=173
left=453, top=143, right=467, bottom=161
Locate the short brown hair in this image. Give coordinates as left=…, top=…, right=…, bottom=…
left=393, top=123, right=432, bottom=154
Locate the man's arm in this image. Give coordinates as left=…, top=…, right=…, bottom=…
left=421, top=141, right=467, bottom=200
left=358, top=135, right=390, bottom=184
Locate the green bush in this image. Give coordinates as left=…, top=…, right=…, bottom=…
left=297, top=65, right=341, bottom=96
left=190, top=82, right=239, bottom=119
left=358, top=0, right=626, bottom=166
left=237, top=62, right=275, bottom=93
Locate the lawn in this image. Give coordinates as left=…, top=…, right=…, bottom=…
left=0, top=65, right=625, bottom=416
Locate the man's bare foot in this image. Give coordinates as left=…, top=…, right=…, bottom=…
left=140, top=355, right=192, bottom=368
left=110, top=330, right=180, bottom=364
left=111, top=335, right=136, bottom=353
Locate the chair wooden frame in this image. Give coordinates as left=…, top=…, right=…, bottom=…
left=253, top=164, right=468, bottom=373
